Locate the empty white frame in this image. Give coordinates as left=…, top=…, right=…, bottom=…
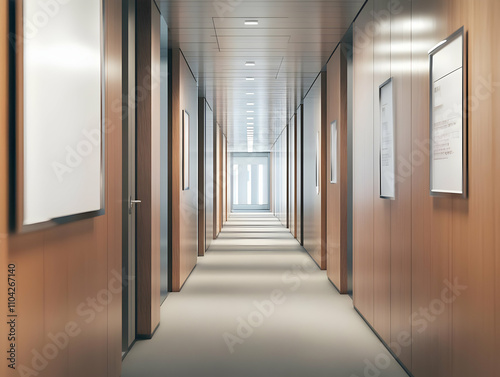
left=379, top=78, right=396, bottom=199
left=21, top=0, right=104, bottom=228
left=429, top=27, right=467, bottom=196
left=182, top=110, right=190, bottom=190
left=330, top=121, right=338, bottom=184
left=316, top=131, right=320, bottom=194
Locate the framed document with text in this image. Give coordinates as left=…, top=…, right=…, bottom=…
left=379, top=78, right=395, bottom=200
left=182, top=110, right=190, bottom=191
left=429, top=27, right=467, bottom=197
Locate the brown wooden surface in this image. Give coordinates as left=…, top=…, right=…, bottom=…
left=198, top=99, right=206, bottom=256
left=371, top=0, right=392, bottom=344
left=136, top=0, right=161, bottom=336
left=353, top=0, right=375, bottom=325
left=303, top=73, right=327, bottom=270
left=170, top=49, right=199, bottom=292
left=353, top=0, right=500, bottom=376
left=326, top=47, right=348, bottom=293
left=1, top=0, right=123, bottom=375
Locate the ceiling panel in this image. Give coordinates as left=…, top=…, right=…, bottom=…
left=158, top=0, right=365, bottom=152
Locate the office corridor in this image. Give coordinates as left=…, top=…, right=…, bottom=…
left=122, top=213, right=409, bottom=377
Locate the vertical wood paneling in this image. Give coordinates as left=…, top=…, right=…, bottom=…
left=411, top=0, right=452, bottom=375
left=355, top=0, right=500, bottom=376
left=105, top=1, right=123, bottom=374
left=0, top=2, right=8, bottom=370
left=450, top=1, right=499, bottom=376
left=198, top=99, right=206, bottom=256
left=170, top=49, right=198, bottom=291
left=353, top=1, right=375, bottom=325
left=1, top=0, right=123, bottom=375
left=303, top=73, right=327, bottom=269
left=326, top=47, right=348, bottom=293
left=136, top=0, right=161, bottom=335
left=371, top=0, right=392, bottom=342
left=204, top=102, right=214, bottom=249
left=390, top=0, right=413, bottom=367
left=296, top=105, right=303, bottom=245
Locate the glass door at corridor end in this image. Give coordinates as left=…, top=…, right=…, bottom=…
left=231, top=153, right=270, bottom=211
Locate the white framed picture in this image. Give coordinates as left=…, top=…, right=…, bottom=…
left=429, top=27, right=467, bottom=197
left=182, top=110, right=190, bottom=190
left=379, top=78, right=396, bottom=200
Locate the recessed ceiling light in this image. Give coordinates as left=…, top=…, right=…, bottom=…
left=245, top=61, right=256, bottom=66
left=246, top=92, right=254, bottom=95
left=247, top=117, right=254, bottom=120
left=247, top=103, right=254, bottom=106
left=247, top=123, right=254, bottom=126
left=247, top=110, right=254, bottom=113
left=244, top=20, right=259, bottom=26
left=245, top=77, right=255, bottom=81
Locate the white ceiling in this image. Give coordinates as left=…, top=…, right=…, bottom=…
left=157, top=0, right=365, bottom=152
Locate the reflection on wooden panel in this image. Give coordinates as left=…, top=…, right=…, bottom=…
left=353, top=0, right=375, bottom=325
left=136, top=0, right=161, bottom=336
left=326, top=47, right=348, bottom=293
left=303, top=73, right=327, bottom=269
left=170, top=48, right=199, bottom=292
left=354, top=0, right=500, bottom=376
left=1, top=0, right=123, bottom=375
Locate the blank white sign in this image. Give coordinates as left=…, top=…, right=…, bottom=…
left=23, top=0, right=103, bottom=226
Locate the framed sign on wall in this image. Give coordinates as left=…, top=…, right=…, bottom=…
left=429, top=27, right=467, bottom=197
left=182, top=110, right=190, bottom=191
left=14, top=0, right=105, bottom=232
left=330, top=121, right=338, bottom=184
left=379, top=78, right=396, bottom=200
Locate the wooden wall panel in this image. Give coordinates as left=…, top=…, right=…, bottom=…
left=353, top=1, right=375, bottom=325
left=389, top=0, right=413, bottom=367
left=296, top=105, right=303, bottom=245
left=0, top=1, right=8, bottom=370
left=326, top=47, right=348, bottom=293
left=136, top=0, right=161, bottom=336
left=449, top=1, right=500, bottom=376
left=170, top=48, right=199, bottom=292
left=371, top=0, right=391, bottom=342
left=354, top=0, right=500, bottom=376
left=291, top=114, right=297, bottom=238
left=205, top=104, right=214, bottom=247
left=1, top=0, right=123, bottom=375
left=410, top=0, right=451, bottom=375
left=198, top=99, right=206, bottom=256
left=303, top=74, right=327, bottom=269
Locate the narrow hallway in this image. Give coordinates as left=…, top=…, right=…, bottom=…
left=122, top=213, right=409, bottom=377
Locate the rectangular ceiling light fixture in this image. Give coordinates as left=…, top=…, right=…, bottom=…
left=247, top=103, right=254, bottom=106
left=246, top=92, right=254, bottom=95
left=247, top=110, right=254, bottom=113
left=244, top=20, right=259, bottom=26
left=247, top=117, right=254, bottom=120
left=245, top=61, right=256, bottom=66
left=246, top=77, right=255, bottom=81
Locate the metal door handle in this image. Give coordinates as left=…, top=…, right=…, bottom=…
left=129, top=198, right=142, bottom=214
